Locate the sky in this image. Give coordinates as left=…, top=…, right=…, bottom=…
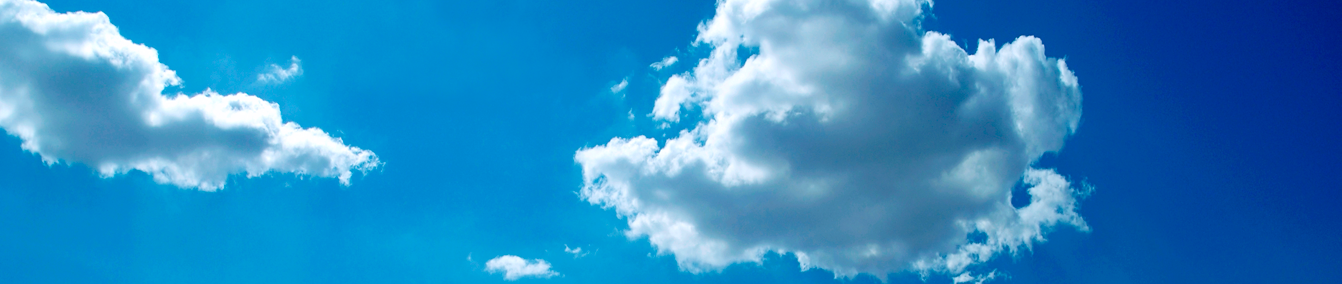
left=0, top=0, right=1339, bottom=283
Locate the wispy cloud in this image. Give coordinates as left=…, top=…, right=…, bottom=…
left=257, top=56, right=303, bottom=84
left=610, top=78, right=628, bottom=94
left=563, top=245, right=589, bottom=258
left=650, top=56, right=678, bottom=70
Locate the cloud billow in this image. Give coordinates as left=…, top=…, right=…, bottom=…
left=576, top=0, right=1088, bottom=280
left=0, top=0, right=379, bottom=190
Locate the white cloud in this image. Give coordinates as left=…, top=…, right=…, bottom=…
left=575, top=0, right=1087, bottom=280
left=610, top=78, right=629, bottom=94
left=650, top=56, right=679, bottom=71
left=0, top=0, right=379, bottom=190
left=953, top=271, right=998, bottom=284
left=563, top=244, right=589, bottom=258
left=484, top=255, right=559, bottom=281
left=257, top=56, right=303, bottom=84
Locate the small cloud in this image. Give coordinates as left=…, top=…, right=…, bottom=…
left=257, top=56, right=303, bottom=84
left=563, top=245, right=589, bottom=258
left=953, top=271, right=998, bottom=284
left=485, top=255, right=558, bottom=281
left=610, top=78, right=629, bottom=94
left=650, top=56, right=678, bottom=70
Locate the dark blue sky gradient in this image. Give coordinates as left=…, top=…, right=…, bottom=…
left=926, top=0, right=1342, bottom=283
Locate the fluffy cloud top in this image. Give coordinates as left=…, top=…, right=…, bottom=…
left=0, top=0, right=378, bottom=190
left=257, top=56, right=303, bottom=85
left=485, top=255, right=559, bottom=281
left=576, top=0, right=1087, bottom=280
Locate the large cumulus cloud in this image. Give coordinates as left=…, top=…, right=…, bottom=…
left=0, top=0, right=378, bottom=190
left=576, top=0, right=1088, bottom=279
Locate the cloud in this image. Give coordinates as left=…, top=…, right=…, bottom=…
left=650, top=56, right=678, bottom=71
left=484, top=255, right=559, bottom=281
left=610, top=78, right=629, bottom=94
left=0, top=0, right=379, bottom=190
left=564, top=245, right=589, bottom=258
left=257, top=56, right=303, bottom=84
left=953, top=271, right=997, bottom=284
left=575, top=0, right=1087, bottom=279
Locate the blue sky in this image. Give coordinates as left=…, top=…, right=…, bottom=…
left=0, top=0, right=1339, bottom=283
